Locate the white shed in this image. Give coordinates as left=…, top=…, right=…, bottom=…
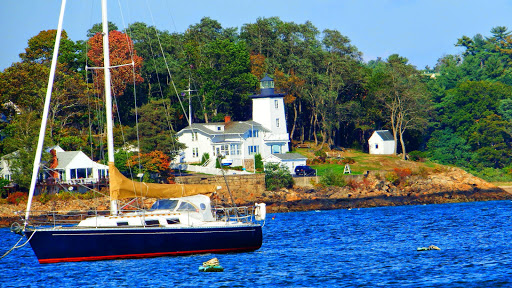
left=263, top=153, right=307, bottom=174
left=368, top=130, right=395, bottom=155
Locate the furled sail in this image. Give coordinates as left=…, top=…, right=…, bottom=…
left=109, top=163, right=217, bottom=200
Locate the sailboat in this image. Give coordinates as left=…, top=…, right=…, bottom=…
left=16, top=0, right=265, bottom=264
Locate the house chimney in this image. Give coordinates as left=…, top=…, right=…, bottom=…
left=224, top=115, right=231, bottom=123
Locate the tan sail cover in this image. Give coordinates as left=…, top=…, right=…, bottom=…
left=109, top=163, right=217, bottom=200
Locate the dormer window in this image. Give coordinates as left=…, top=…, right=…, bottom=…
left=249, top=129, right=259, bottom=137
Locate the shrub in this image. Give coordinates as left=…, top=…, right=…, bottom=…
left=413, top=166, right=430, bottom=178
left=385, top=172, right=399, bottom=185
left=38, top=192, right=52, bottom=204
left=408, top=151, right=427, bottom=162
left=78, top=191, right=99, bottom=200
left=314, top=150, right=327, bottom=163
left=56, top=191, right=73, bottom=200
left=264, top=163, right=294, bottom=191
left=341, top=157, right=355, bottom=164
left=471, top=167, right=512, bottom=182
left=319, top=170, right=346, bottom=187
left=0, top=178, right=10, bottom=198
left=7, top=192, right=27, bottom=204
left=254, top=154, right=263, bottom=170
left=394, top=168, right=412, bottom=178
left=314, top=150, right=327, bottom=158
left=200, top=153, right=210, bottom=165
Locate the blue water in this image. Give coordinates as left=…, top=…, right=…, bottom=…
left=1, top=200, right=512, bottom=287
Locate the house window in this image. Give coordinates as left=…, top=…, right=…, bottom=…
left=276, top=118, right=280, bottom=127
left=230, top=144, right=241, bottom=155
left=71, top=168, right=91, bottom=179
left=248, top=129, right=259, bottom=138
left=272, top=145, right=281, bottom=154
left=192, top=148, right=199, bottom=158
left=192, top=132, right=198, bottom=141
left=375, top=144, right=379, bottom=149
left=218, top=144, right=229, bottom=156
left=98, top=169, right=107, bottom=178
left=217, top=126, right=221, bottom=131
left=275, top=100, right=278, bottom=109
left=248, top=145, right=259, bottom=155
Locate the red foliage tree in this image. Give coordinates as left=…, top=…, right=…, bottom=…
left=127, top=151, right=171, bottom=182
left=87, top=30, right=143, bottom=97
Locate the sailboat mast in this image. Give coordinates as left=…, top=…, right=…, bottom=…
left=101, top=0, right=118, bottom=215
left=24, top=0, right=67, bottom=226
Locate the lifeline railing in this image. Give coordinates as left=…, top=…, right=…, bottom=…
left=212, top=206, right=256, bottom=223
left=16, top=205, right=258, bottom=228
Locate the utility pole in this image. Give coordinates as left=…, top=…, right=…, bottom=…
left=182, top=78, right=195, bottom=125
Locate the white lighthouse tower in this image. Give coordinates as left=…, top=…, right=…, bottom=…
left=251, top=75, right=290, bottom=154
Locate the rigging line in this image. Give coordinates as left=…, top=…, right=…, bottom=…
left=40, top=165, right=109, bottom=198
left=114, top=4, right=141, bottom=197
left=86, top=63, right=134, bottom=70
left=142, top=22, right=177, bottom=148
left=145, top=0, right=189, bottom=126
left=144, top=1, right=196, bottom=179
left=0, top=231, right=37, bottom=260
left=116, top=0, right=145, bottom=206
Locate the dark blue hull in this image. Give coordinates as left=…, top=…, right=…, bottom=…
left=25, top=225, right=262, bottom=264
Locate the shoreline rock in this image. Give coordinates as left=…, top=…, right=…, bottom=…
left=1, top=167, right=511, bottom=228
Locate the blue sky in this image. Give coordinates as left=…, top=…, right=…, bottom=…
left=2, top=0, right=512, bottom=71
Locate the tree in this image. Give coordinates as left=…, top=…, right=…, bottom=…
left=127, top=99, right=184, bottom=159
left=377, top=54, right=432, bottom=158
left=19, top=29, right=81, bottom=70
left=127, top=150, right=171, bottom=183
left=87, top=30, right=144, bottom=97
left=427, top=128, right=472, bottom=167
left=87, top=22, right=119, bottom=38
left=186, top=38, right=257, bottom=121
left=1, top=111, right=52, bottom=190
left=264, top=163, right=293, bottom=191
left=0, top=62, right=90, bottom=140
left=439, top=80, right=512, bottom=138
left=467, top=114, right=512, bottom=169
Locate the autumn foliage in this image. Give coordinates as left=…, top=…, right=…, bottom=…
left=87, top=30, right=144, bottom=97
left=127, top=150, right=170, bottom=175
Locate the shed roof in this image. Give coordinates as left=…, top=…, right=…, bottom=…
left=375, top=130, right=394, bottom=141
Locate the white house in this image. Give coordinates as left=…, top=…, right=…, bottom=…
left=0, top=151, right=18, bottom=182
left=0, top=147, right=109, bottom=186
left=368, top=130, right=395, bottom=155
left=52, top=151, right=109, bottom=184
left=176, top=76, right=290, bottom=168
left=263, top=153, right=307, bottom=175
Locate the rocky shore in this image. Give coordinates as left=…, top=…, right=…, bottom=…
left=1, top=167, right=511, bottom=228
left=259, top=167, right=512, bottom=212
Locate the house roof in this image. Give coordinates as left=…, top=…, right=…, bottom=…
left=374, top=130, right=394, bottom=141
left=266, top=153, right=307, bottom=161
left=55, top=151, right=81, bottom=169
left=178, top=120, right=269, bottom=136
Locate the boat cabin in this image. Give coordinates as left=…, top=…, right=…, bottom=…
left=78, top=195, right=215, bottom=227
